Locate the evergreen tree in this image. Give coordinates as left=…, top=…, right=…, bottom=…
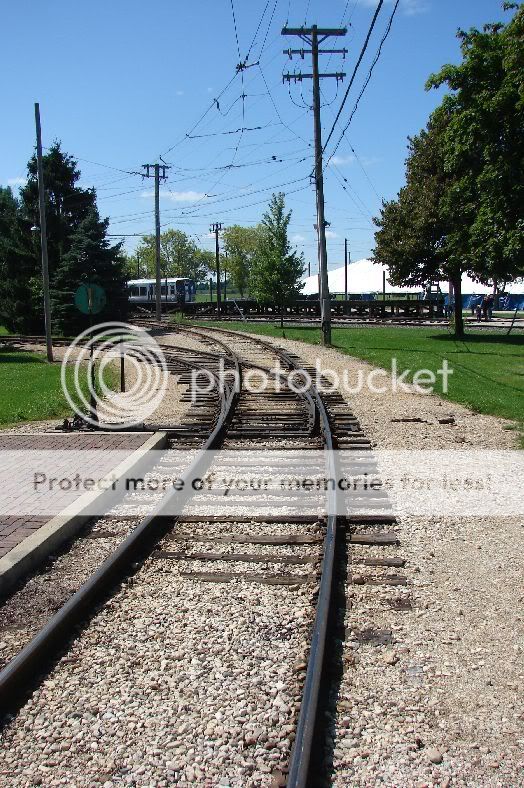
left=250, top=193, right=304, bottom=327
left=2, top=142, right=129, bottom=334
left=52, top=209, right=127, bottom=334
left=0, top=186, right=44, bottom=332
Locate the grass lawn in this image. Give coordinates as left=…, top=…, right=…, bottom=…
left=195, top=321, right=524, bottom=439
left=0, top=348, right=117, bottom=428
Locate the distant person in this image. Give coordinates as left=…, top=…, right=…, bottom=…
left=476, top=299, right=482, bottom=321
left=487, top=294, right=494, bottom=320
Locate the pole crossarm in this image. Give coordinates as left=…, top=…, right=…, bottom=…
left=283, top=72, right=346, bottom=82
left=284, top=48, right=348, bottom=58
left=282, top=27, right=347, bottom=36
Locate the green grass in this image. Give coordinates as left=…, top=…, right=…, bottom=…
left=0, top=349, right=117, bottom=428
left=0, top=326, right=9, bottom=336
left=198, top=321, right=524, bottom=441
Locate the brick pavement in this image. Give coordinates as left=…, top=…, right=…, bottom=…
left=0, top=432, right=152, bottom=559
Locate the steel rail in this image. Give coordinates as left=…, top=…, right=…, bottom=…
left=176, top=325, right=338, bottom=787
left=0, top=346, right=241, bottom=713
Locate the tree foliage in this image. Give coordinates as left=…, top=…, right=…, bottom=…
left=373, top=3, right=524, bottom=337
left=134, top=229, right=213, bottom=284
left=222, top=225, right=261, bottom=296
left=425, top=3, right=524, bottom=287
left=250, top=193, right=304, bottom=324
left=53, top=209, right=128, bottom=334
left=0, top=142, right=127, bottom=334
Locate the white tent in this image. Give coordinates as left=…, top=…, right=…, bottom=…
left=300, top=258, right=524, bottom=296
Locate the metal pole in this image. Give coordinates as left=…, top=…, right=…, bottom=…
left=154, top=164, right=162, bottom=321
left=344, top=237, right=348, bottom=302
left=311, top=27, right=331, bottom=346
left=120, top=344, right=125, bottom=393
left=34, top=103, right=53, bottom=362
left=136, top=250, right=140, bottom=279
left=212, top=223, right=222, bottom=318
left=224, top=251, right=227, bottom=301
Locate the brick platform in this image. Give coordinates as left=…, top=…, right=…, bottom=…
left=0, top=432, right=152, bottom=560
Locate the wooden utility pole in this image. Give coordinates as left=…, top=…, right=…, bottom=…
left=344, top=237, right=348, bottom=302
left=283, top=25, right=346, bottom=346
left=142, top=163, right=170, bottom=320
left=136, top=249, right=140, bottom=279
left=34, top=103, right=53, bottom=362
left=210, top=222, right=223, bottom=317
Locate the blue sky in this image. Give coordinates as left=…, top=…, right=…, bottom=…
left=0, top=0, right=512, bottom=272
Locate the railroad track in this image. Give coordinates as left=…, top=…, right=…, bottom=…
left=0, top=326, right=402, bottom=786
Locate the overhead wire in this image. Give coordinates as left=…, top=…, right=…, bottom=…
left=326, top=0, right=400, bottom=163
left=322, top=0, right=384, bottom=153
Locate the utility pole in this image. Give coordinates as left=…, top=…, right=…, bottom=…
left=283, top=25, right=346, bottom=346
left=344, top=237, right=348, bottom=302
left=136, top=249, right=140, bottom=279
left=210, top=222, right=223, bottom=317
left=223, top=251, right=228, bottom=301
left=142, top=163, right=170, bottom=320
left=34, top=103, right=53, bottom=362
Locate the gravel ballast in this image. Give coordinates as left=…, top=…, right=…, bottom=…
left=243, top=332, right=523, bottom=786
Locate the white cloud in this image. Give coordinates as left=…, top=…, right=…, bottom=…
left=292, top=233, right=306, bottom=243
left=359, top=0, right=429, bottom=15
left=7, top=177, right=26, bottom=187
left=142, top=189, right=206, bottom=202
left=325, top=230, right=338, bottom=239
left=330, top=154, right=355, bottom=167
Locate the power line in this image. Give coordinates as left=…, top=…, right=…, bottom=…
left=230, top=0, right=242, bottom=60
left=326, top=0, right=400, bottom=162
left=322, top=0, right=384, bottom=153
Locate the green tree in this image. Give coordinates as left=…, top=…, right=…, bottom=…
left=426, top=3, right=524, bottom=291
left=5, top=142, right=127, bottom=334
left=250, top=193, right=304, bottom=327
left=20, top=142, right=96, bottom=273
left=373, top=108, right=467, bottom=335
left=374, top=3, right=524, bottom=337
left=52, top=209, right=127, bottom=333
left=222, top=224, right=261, bottom=297
left=136, top=229, right=212, bottom=284
left=0, top=185, right=45, bottom=332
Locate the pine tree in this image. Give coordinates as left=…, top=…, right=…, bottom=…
left=250, top=193, right=304, bottom=327
left=3, top=142, right=129, bottom=334
left=52, top=209, right=127, bottom=334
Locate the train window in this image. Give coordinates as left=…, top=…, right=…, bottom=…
left=130, top=287, right=139, bottom=296
left=161, top=286, right=166, bottom=295
left=170, top=285, right=176, bottom=294
left=139, top=287, right=146, bottom=296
